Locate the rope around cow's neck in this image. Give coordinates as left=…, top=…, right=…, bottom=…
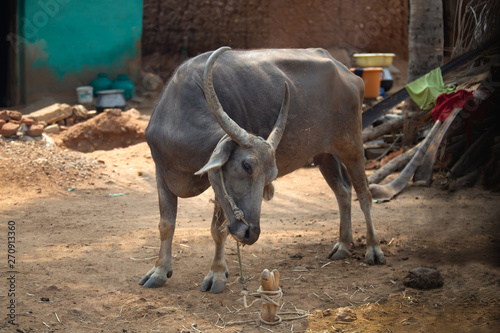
left=219, top=169, right=248, bottom=227
left=219, top=169, right=248, bottom=288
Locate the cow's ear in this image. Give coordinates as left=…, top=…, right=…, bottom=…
left=195, top=136, right=237, bottom=175
left=263, top=182, right=275, bottom=201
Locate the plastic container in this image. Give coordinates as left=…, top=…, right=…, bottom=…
left=381, top=68, right=393, bottom=92
left=111, top=74, right=135, bottom=100
left=350, top=67, right=384, bottom=99
left=95, top=89, right=126, bottom=113
left=90, top=73, right=112, bottom=96
left=353, top=53, right=395, bottom=67
left=76, top=86, right=94, bottom=104
left=361, top=67, right=384, bottom=98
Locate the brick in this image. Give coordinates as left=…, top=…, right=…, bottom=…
left=7, top=110, right=22, bottom=121
left=21, top=116, right=35, bottom=126
left=44, top=123, right=60, bottom=134
left=0, top=122, right=19, bottom=137
left=26, top=124, right=44, bottom=137
left=0, top=110, right=8, bottom=121
left=72, top=104, right=88, bottom=119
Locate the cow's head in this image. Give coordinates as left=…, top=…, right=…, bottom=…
left=195, top=46, right=289, bottom=245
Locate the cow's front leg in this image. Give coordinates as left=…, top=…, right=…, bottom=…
left=315, top=154, right=353, bottom=260
left=139, top=173, right=178, bottom=287
left=200, top=200, right=229, bottom=294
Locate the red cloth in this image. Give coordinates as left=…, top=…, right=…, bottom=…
left=431, top=89, right=473, bottom=122
left=432, top=89, right=491, bottom=144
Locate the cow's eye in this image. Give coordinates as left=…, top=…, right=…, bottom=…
left=242, top=161, right=253, bottom=175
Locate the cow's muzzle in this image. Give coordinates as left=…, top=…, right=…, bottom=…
left=228, top=221, right=260, bottom=245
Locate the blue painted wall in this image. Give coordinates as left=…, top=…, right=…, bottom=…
left=18, top=0, right=143, bottom=103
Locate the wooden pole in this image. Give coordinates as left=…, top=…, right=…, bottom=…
left=260, top=269, right=280, bottom=323
left=369, top=120, right=441, bottom=201
left=362, top=117, right=404, bottom=143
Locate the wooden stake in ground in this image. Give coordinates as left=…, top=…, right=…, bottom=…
left=260, top=269, right=280, bottom=323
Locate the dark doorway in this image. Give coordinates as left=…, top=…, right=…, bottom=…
left=0, top=0, right=17, bottom=107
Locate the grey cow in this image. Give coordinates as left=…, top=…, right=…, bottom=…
left=140, top=47, right=385, bottom=293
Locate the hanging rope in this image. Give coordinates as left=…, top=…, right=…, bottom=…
left=236, top=241, right=247, bottom=289
left=218, top=168, right=248, bottom=288
left=216, top=169, right=309, bottom=326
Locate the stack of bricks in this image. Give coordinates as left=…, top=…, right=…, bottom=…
left=0, top=110, right=43, bottom=138
left=0, top=104, right=95, bottom=139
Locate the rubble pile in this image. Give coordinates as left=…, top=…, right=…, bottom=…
left=0, top=109, right=43, bottom=138
left=56, top=108, right=148, bottom=152
left=0, top=137, right=107, bottom=192
left=1, top=103, right=148, bottom=153
left=0, top=103, right=97, bottom=139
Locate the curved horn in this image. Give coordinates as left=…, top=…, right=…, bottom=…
left=267, top=82, right=290, bottom=150
left=203, top=46, right=251, bottom=146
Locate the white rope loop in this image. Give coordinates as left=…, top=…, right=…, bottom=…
left=242, top=287, right=283, bottom=309
left=219, top=169, right=249, bottom=226
left=242, top=287, right=284, bottom=325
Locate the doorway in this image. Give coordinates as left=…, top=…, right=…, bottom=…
left=1, top=0, right=18, bottom=107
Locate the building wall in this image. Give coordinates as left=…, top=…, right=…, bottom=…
left=17, top=0, right=143, bottom=103
left=142, top=0, right=407, bottom=77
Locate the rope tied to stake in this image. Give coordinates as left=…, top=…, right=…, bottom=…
left=225, top=286, right=308, bottom=326
left=214, top=169, right=309, bottom=326
left=242, top=286, right=284, bottom=325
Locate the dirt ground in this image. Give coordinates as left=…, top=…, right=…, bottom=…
left=1, top=131, right=499, bottom=332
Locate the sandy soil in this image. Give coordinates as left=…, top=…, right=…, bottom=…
left=1, top=136, right=499, bottom=333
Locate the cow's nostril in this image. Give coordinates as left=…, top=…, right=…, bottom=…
left=244, top=228, right=250, bottom=241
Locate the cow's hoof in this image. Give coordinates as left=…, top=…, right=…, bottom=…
left=365, top=245, right=386, bottom=265
left=327, top=242, right=351, bottom=260
left=139, top=267, right=171, bottom=288
left=200, top=270, right=228, bottom=294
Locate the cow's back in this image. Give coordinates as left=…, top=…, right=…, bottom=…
left=147, top=48, right=365, bottom=184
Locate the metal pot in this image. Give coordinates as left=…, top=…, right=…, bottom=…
left=95, top=89, right=126, bottom=113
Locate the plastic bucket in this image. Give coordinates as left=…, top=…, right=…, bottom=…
left=76, top=86, right=94, bottom=104
left=360, top=67, right=383, bottom=98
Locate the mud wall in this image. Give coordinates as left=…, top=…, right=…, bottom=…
left=142, top=0, right=408, bottom=76
left=18, top=0, right=143, bottom=104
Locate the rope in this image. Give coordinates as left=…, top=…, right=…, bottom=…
left=236, top=241, right=247, bottom=289
left=240, top=287, right=284, bottom=325
left=236, top=284, right=309, bottom=326
left=219, top=169, right=248, bottom=226
left=242, top=286, right=283, bottom=309
left=216, top=169, right=309, bottom=326
left=217, top=168, right=249, bottom=287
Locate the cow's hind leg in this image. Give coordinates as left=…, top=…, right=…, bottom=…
left=315, top=153, right=354, bottom=260
left=343, top=153, right=386, bottom=265
left=200, top=200, right=229, bottom=294
left=139, top=171, right=177, bottom=287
